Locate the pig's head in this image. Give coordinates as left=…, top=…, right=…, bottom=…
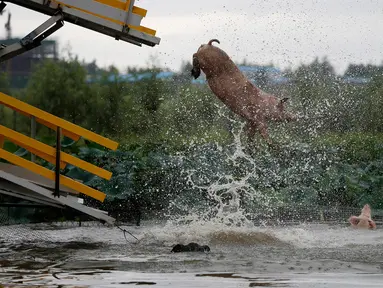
left=191, top=39, right=228, bottom=79
left=191, top=53, right=201, bottom=79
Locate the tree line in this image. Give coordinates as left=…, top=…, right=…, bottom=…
left=1, top=56, right=383, bottom=144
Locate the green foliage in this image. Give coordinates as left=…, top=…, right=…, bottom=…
left=156, top=83, right=230, bottom=146
left=0, top=71, right=11, bottom=94
left=62, top=144, right=184, bottom=216
left=86, top=71, right=131, bottom=136
left=1, top=54, right=383, bottom=220
left=315, top=133, right=383, bottom=163
left=311, top=133, right=383, bottom=207
left=126, top=68, right=166, bottom=114
left=344, top=63, right=383, bottom=78
left=0, top=140, right=19, bottom=164
left=54, top=132, right=381, bottom=218
left=25, top=58, right=90, bottom=126
left=359, top=75, right=383, bottom=132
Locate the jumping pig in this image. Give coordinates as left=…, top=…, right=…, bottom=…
left=191, top=39, right=297, bottom=146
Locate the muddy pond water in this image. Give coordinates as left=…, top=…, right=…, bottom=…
left=1, top=222, right=383, bottom=287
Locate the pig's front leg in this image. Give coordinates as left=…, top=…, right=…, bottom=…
left=244, top=121, right=274, bottom=147
left=257, top=123, right=274, bottom=147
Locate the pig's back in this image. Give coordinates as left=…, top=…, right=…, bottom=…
left=207, top=73, right=261, bottom=117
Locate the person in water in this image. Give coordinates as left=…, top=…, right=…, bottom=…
left=348, top=204, right=377, bottom=229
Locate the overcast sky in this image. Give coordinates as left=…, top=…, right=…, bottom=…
left=1, top=0, right=382, bottom=74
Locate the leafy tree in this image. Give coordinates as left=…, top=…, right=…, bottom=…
left=288, top=57, right=343, bottom=137
left=24, top=58, right=90, bottom=127
left=173, top=60, right=194, bottom=84
left=87, top=68, right=128, bottom=136
left=359, top=75, right=383, bottom=132
left=344, top=63, right=383, bottom=78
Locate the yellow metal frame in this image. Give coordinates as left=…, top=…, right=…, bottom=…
left=11, top=137, right=67, bottom=170
left=0, top=125, right=112, bottom=180
left=0, top=92, right=118, bottom=150
left=0, top=92, right=120, bottom=203
left=53, top=0, right=156, bottom=36
left=0, top=149, right=106, bottom=202
left=95, top=1, right=147, bottom=17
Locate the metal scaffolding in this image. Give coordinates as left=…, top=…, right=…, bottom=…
left=0, top=0, right=161, bottom=63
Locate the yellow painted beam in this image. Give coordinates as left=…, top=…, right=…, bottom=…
left=94, top=0, right=125, bottom=10
left=132, top=6, right=147, bottom=17
left=1, top=103, right=80, bottom=141
left=36, top=118, right=81, bottom=142
left=130, top=25, right=156, bottom=36
left=2, top=103, right=30, bottom=117
left=0, top=92, right=119, bottom=150
left=0, top=148, right=107, bottom=202
left=129, top=25, right=156, bottom=36
left=123, top=0, right=130, bottom=11
left=53, top=0, right=156, bottom=36
left=93, top=0, right=147, bottom=16
left=10, top=137, right=67, bottom=170
left=0, top=125, right=112, bottom=180
left=54, top=0, right=119, bottom=25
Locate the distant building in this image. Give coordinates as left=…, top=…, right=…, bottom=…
left=0, top=38, right=58, bottom=89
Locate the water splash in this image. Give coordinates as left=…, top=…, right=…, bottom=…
left=162, top=100, right=346, bottom=230
left=166, top=108, right=284, bottom=228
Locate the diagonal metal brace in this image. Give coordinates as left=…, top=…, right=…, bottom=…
left=0, top=12, right=64, bottom=63
left=0, top=1, right=6, bottom=14
left=54, top=126, right=61, bottom=198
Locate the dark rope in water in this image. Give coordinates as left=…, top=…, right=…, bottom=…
left=52, top=272, right=60, bottom=280
left=115, top=224, right=139, bottom=243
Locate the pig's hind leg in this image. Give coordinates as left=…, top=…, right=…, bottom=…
left=244, top=121, right=274, bottom=148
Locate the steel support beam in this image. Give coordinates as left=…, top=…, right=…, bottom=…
left=0, top=12, right=64, bottom=63
left=0, top=170, right=116, bottom=224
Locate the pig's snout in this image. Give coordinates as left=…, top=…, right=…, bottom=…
left=191, top=67, right=200, bottom=79
left=191, top=54, right=201, bottom=79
